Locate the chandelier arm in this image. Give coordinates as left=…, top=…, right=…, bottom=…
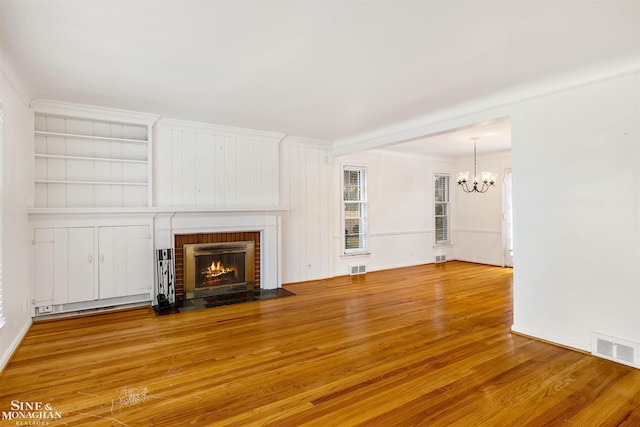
left=459, top=182, right=472, bottom=193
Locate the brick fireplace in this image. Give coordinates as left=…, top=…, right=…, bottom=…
left=174, top=232, right=261, bottom=301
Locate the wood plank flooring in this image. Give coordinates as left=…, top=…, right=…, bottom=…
left=2, top=261, right=640, bottom=426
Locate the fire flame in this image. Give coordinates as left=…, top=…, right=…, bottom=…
left=205, top=260, right=236, bottom=279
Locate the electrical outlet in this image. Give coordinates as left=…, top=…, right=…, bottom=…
left=39, top=305, right=53, bottom=314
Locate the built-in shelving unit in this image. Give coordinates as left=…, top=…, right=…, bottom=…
left=31, top=100, right=159, bottom=208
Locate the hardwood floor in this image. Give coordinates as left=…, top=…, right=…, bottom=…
left=2, top=261, right=640, bottom=426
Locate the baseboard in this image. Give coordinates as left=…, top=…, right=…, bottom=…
left=511, top=325, right=590, bottom=353
left=455, top=256, right=503, bottom=267
left=334, top=259, right=432, bottom=277
left=0, top=319, right=32, bottom=375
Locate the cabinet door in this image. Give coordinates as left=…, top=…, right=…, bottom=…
left=34, top=228, right=54, bottom=305
left=123, top=225, right=152, bottom=296
left=99, top=226, right=151, bottom=299
left=67, top=228, right=96, bottom=303
left=34, top=227, right=95, bottom=305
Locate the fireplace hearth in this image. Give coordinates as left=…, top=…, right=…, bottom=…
left=183, top=241, right=255, bottom=299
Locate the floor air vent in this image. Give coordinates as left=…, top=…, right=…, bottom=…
left=592, top=332, right=640, bottom=368
left=435, top=255, right=446, bottom=264
left=349, top=264, right=366, bottom=276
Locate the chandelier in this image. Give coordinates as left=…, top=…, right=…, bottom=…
left=456, top=137, right=496, bottom=193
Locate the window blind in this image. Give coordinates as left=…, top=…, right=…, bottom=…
left=434, top=174, right=450, bottom=244
left=343, top=167, right=368, bottom=253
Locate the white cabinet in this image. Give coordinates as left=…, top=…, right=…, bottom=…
left=98, top=226, right=152, bottom=299
left=67, top=227, right=96, bottom=303
left=34, top=225, right=152, bottom=311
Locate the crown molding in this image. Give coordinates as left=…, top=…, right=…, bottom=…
left=29, top=99, right=160, bottom=126
left=280, top=135, right=331, bottom=150
left=155, top=117, right=286, bottom=143
left=365, top=148, right=454, bottom=163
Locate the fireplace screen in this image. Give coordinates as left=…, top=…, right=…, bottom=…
left=183, top=241, right=255, bottom=299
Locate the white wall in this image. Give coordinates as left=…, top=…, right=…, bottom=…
left=0, top=71, right=34, bottom=370
left=153, top=118, right=283, bottom=207
left=331, top=150, right=456, bottom=276
left=511, top=71, right=640, bottom=350
left=453, top=151, right=512, bottom=266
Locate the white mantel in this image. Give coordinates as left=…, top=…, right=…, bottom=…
left=152, top=207, right=287, bottom=291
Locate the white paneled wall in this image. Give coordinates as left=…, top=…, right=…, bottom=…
left=153, top=119, right=284, bottom=207
left=279, top=137, right=332, bottom=283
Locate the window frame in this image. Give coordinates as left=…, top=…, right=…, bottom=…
left=342, top=165, right=368, bottom=255
left=434, top=173, right=451, bottom=245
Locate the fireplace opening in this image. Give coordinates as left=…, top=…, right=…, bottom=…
left=183, top=241, right=255, bottom=299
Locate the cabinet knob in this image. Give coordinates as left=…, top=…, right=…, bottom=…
left=88, top=254, right=92, bottom=263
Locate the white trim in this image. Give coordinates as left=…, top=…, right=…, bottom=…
left=155, top=117, right=285, bottom=142
left=511, top=324, right=590, bottom=353
left=340, top=252, right=371, bottom=258
left=453, top=228, right=502, bottom=235
left=34, top=130, right=148, bottom=144
left=35, top=153, right=147, bottom=164
left=0, top=319, right=32, bottom=373
left=366, top=148, right=453, bottom=163
left=30, top=99, right=159, bottom=126
left=280, top=135, right=332, bottom=150
left=332, top=230, right=433, bottom=240
left=369, top=229, right=432, bottom=238
left=334, top=259, right=435, bottom=277
left=454, top=256, right=503, bottom=267
left=28, top=206, right=289, bottom=218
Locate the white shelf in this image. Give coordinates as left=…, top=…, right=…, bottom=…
left=35, top=180, right=147, bottom=186
left=32, top=104, right=155, bottom=209
left=34, top=130, right=148, bottom=144
left=35, top=153, right=148, bottom=164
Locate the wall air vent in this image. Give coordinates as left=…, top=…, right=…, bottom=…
left=592, top=332, right=640, bottom=369
left=435, top=255, right=446, bottom=264
left=349, top=264, right=366, bottom=276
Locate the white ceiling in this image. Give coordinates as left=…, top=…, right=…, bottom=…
left=1, top=1, right=638, bottom=154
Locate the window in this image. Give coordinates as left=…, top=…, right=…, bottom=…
left=343, top=166, right=367, bottom=253
left=434, top=174, right=450, bottom=244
